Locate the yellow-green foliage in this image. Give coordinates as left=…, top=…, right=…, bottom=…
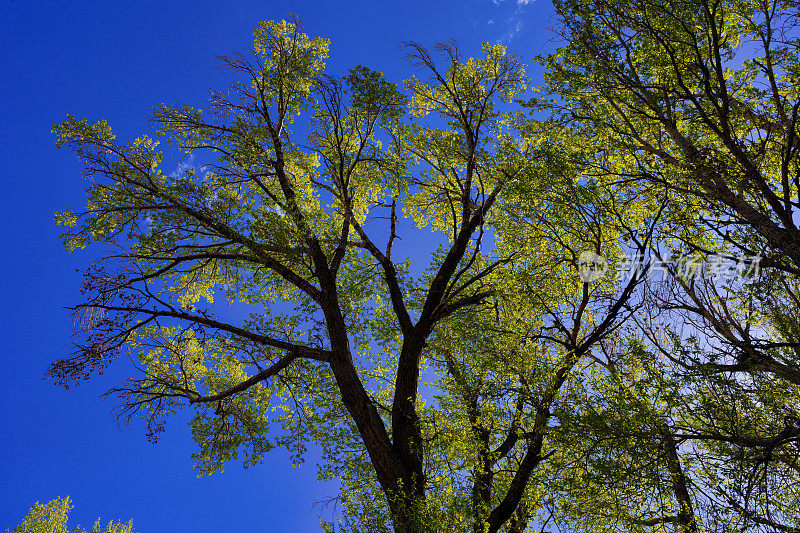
left=7, top=497, right=134, bottom=533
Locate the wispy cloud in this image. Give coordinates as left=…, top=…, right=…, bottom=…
left=489, top=0, right=531, bottom=44
left=490, top=0, right=535, bottom=6
left=499, top=18, right=524, bottom=43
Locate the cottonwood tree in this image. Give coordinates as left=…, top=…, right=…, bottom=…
left=543, top=0, right=800, bottom=378
left=538, top=0, right=800, bottom=530
left=49, top=17, right=583, bottom=532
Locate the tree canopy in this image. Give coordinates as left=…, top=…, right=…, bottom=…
left=6, top=497, right=134, bottom=533
left=50, top=4, right=800, bottom=532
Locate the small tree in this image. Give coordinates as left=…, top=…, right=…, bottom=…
left=7, top=497, right=134, bottom=533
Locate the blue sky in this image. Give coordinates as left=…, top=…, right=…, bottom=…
left=0, top=1, right=553, bottom=530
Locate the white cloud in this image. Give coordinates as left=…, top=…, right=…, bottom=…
left=489, top=0, right=529, bottom=43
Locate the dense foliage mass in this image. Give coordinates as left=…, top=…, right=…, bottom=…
left=48, top=2, right=800, bottom=531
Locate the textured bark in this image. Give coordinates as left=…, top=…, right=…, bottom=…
left=659, top=427, right=700, bottom=533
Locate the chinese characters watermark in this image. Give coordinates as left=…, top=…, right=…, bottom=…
left=577, top=251, right=761, bottom=283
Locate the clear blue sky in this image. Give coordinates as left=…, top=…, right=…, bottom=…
left=0, top=1, right=552, bottom=530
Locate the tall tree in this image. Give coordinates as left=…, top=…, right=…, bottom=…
left=539, top=0, right=800, bottom=530
left=51, top=17, right=570, bottom=532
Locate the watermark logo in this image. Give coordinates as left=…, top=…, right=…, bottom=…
left=577, top=251, right=609, bottom=282
left=575, top=251, right=761, bottom=282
